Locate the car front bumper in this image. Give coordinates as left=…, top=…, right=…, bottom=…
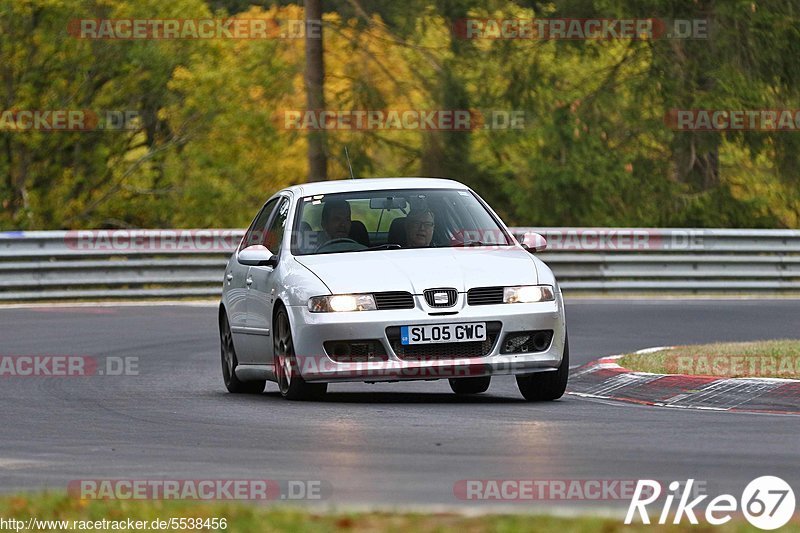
left=286, top=296, right=566, bottom=383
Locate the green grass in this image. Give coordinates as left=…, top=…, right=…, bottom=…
left=618, top=339, right=800, bottom=378
left=2, top=493, right=799, bottom=532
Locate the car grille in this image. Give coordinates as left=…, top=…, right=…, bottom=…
left=423, top=288, right=458, bottom=308
left=385, top=322, right=501, bottom=360
left=373, top=291, right=415, bottom=310
left=467, top=286, right=504, bottom=305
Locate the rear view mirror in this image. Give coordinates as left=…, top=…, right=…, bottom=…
left=521, top=232, right=547, bottom=253
left=238, top=245, right=278, bottom=267
left=369, top=197, right=408, bottom=210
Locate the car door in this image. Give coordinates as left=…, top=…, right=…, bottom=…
left=228, top=197, right=279, bottom=364
left=246, top=195, right=291, bottom=366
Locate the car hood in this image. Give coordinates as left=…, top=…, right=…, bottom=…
left=294, top=247, right=539, bottom=294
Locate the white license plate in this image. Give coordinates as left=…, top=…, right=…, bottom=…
left=400, top=322, right=487, bottom=345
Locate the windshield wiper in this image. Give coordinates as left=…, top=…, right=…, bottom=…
left=362, top=243, right=402, bottom=251
left=460, top=240, right=511, bottom=247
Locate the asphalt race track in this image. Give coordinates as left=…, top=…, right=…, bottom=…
left=1, top=299, right=799, bottom=511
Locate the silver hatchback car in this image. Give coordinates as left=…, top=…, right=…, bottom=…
left=219, top=178, right=568, bottom=401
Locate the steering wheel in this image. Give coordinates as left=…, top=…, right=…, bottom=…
left=314, top=238, right=363, bottom=253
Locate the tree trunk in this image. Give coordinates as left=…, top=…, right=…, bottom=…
left=304, top=0, right=327, bottom=182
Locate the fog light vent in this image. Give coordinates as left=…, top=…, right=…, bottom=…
left=323, top=340, right=388, bottom=362
left=500, top=330, right=553, bottom=354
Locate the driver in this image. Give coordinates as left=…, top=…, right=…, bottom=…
left=319, top=199, right=352, bottom=243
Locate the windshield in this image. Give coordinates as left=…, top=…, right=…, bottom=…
left=290, top=188, right=512, bottom=256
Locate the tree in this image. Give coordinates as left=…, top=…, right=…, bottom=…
left=305, top=0, right=328, bottom=181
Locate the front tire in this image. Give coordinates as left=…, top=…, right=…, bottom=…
left=274, top=307, right=327, bottom=401
left=449, top=376, right=491, bottom=394
left=220, top=312, right=265, bottom=394
left=516, top=333, right=569, bottom=401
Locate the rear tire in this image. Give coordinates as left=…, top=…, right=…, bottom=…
left=274, top=307, right=327, bottom=401
left=220, top=312, right=266, bottom=394
left=516, top=333, right=569, bottom=401
left=448, top=376, right=491, bottom=394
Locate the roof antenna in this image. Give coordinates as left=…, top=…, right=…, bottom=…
left=345, top=146, right=356, bottom=180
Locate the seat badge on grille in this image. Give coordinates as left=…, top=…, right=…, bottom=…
left=433, top=292, right=449, bottom=305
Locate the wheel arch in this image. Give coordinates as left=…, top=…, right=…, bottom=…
left=272, top=297, right=286, bottom=322
left=218, top=303, right=227, bottom=330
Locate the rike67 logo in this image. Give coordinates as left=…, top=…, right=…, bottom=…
left=626, top=477, right=796, bottom=530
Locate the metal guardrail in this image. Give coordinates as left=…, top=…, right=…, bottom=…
left=517, top=228, right=800, bottom=292
left=0, top=228, right=799, bottom=300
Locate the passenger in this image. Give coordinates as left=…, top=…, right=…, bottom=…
left=404, top=208, right=435, bottom=248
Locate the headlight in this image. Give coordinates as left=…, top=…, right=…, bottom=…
left=308, top=294, right=377, bottom=312
left=503, top=285, right=555, bottom=303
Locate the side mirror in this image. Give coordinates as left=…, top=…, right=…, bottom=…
left=521, top=232, right=547, bottom=253
left=238, top=245, right=278, bottom=267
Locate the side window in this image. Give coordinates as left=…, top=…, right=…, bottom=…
left=263, top=197, right=290, bottom=254
left=240, top=198, right=279, bottom=251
